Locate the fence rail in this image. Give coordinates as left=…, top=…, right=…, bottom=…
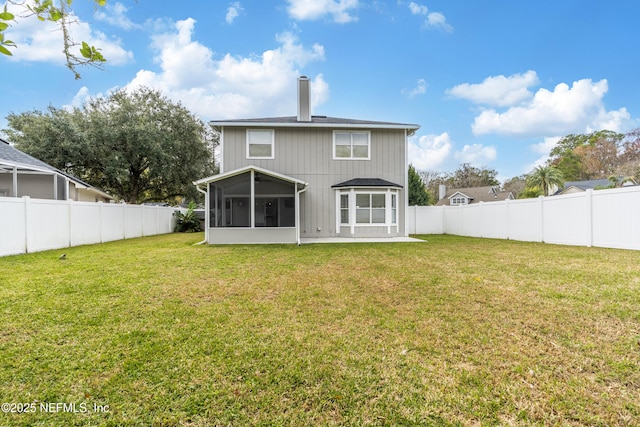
left=407, top=186, right=640, bottom=251
left=0, top=196, right=179, bottom=257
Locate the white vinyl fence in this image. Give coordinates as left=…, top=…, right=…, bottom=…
left=408, top=186, right=640, bottom=251
left=0, top=196, right=180, bottom=257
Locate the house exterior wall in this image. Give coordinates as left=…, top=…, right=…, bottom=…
left=221, top=126, right=407, bottom=238
left=0, top=174, right=12, bottom=197
left=0, top=173, right=111, bottom=202
left=3, top=174, right=58, bottom=199
left=76, top=188, right=110, bottom=203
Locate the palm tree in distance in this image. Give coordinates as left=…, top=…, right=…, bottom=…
left=527, top=166, right=564, bottom=196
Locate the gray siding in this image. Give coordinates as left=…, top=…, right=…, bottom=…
left=222, top=126, right=407, bottom=238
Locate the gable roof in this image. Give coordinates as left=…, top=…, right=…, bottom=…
left=0, top=138, right=113, bottom=200
left=194, top=164, right=308, bottom=189
left=436, top=186, right=514, bottom=206
left=554, top=177, right=638, bottom=195
left=0, top=138, right=60, bottom=173
left=562, top=179, right=612, bottom=191
left=210, top=116, right=420, bottom=135
left=331, top=178, right=402, bottom=188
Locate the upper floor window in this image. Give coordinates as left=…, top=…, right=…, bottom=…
left=333, top=131, right=370, bottom=160
left=247, top=129, right=274, bottom=159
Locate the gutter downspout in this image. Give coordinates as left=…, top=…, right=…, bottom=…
left=296, top=183, right=308, bottom=245
left=194, top=183, right=208, bottom=245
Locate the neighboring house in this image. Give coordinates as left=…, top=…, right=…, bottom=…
left=0, top=138, right=112, bottom=202
left=435, top=185, right=514, bottom=206
left=555, top=178, right=638, bottom=195
left=194, top=76, right=420, bottom=244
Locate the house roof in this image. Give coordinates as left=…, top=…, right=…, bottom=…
left=435, top=186, right=514, bottom=206
left=0, top=138, right=113, bottom=200
left=0, top=138, right=60, bottom=173
left=194, top=165, right=308, bottom=189
left=562, top=179, right=612, bottom=191
left=554, top=177, right=638, bottom=195
left=210, top=116, right=420, bottom=135
left=331, top=178, right=403, bottom=188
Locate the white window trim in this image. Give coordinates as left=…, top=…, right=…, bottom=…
left=336, top=188, right=399, bottom=234
left=450, top=196, right=468, bottom=206
left=332, top=130, right=371, bottom=160
left=246, top=129, right=275, bottom=160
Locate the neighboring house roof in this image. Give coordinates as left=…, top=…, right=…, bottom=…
left=0, top=138, right=113, bottom=200
left=194, top=164, right=308, bottom=189
left=331, top=178, right=403, bottom=188
left=0, top=138, right=60, bottom=172
left=555, top=177, right=638, bottom=195
left=435, top=186, right=514, bottom=206
left=563, top=179, right=612, bottom=191
left=210, top=115, right=420, bottom=135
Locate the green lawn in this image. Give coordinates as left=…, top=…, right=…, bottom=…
left=1, top=233, right=639, bottom=426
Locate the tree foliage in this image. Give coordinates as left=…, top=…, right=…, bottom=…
left=4, top=87, right=217, bottom=204
left=420, top=163, right=500, bottom=202
left=548, top=130, right=625, bottom=181
left=408, top=164, right=431, bottom=205
left=1, top=0, right=107, bottom=79
left=502, top=174, right=528, bottom=199
left=526, top=166, right=564, bottom=197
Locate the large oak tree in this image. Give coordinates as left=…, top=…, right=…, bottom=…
left=4, top=87, right=217, bottom=203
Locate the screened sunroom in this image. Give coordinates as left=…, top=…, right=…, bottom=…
left=194, top=166, right=308, bottom=244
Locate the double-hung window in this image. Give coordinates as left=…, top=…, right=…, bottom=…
left=356, top=193, right=386, bottom=224
left=247, top=129, right=274, bottom=159
left=333, top=131, right=370, bottom=159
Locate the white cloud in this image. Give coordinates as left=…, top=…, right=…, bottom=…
left=407, top=2, right=453, bottom=32
left=426, top=12, right=453, bottom=32
left=408, top=2, right=429, bottom=15
left=523, top=136, right=561, bottom=173
left=124, top=19, right=327, bottom=120
left=408, top=132, right=453, bottom=170
left=447, top=70, right=539, bottom=107
left=287, top=0, right=359, bottom=23
left=454, top=143, right=497, bottom=165
left=95, top=2, right=140, bottom=30
left=67, top=86, right=91, bottom=109
left=471, top=78, right=632, bottom=137
left=402, top=78, right=427, bottom=98
left=4, top=1, right=133, bottom=65
left=226, top=2, right=244, bottom=24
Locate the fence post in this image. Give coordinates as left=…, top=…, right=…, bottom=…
left=586, top=189, right=593, bottom=247
left=479, top=202, right=484, bottom=238
left=23, top=196, right=30, bottom=254
left=67, top=199, right=72, bottom=249
left=98, top=202, right=104, bottom=243
left=539, top=195, right=545, bottom=243
left=505, top=198, right=510, bottom=240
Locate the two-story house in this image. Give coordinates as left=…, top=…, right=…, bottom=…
left=194, top=77, right=419, bottom=244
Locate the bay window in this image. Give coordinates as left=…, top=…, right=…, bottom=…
left=337, top=188, right=399, bottom=233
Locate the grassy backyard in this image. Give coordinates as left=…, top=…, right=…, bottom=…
left=0, top=233, right=639, bottom=426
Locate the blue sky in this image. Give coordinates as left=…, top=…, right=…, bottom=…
left=2, top=0, right=639, bottom=181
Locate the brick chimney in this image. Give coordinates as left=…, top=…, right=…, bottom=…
left=297, top=76, right=311, bottom=122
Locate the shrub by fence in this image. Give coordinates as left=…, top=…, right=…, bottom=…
left=0, top=196, right=179, bottom=257
left=407, top=186, right=640, bottom=251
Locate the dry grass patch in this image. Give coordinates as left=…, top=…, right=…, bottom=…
left=0, top=233, right=639, bottom=426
